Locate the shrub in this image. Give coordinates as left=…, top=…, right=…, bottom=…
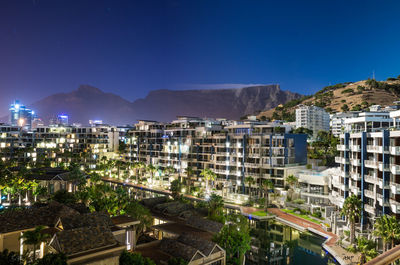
left=387, top=77, right=397, bottom=81
left=341, top=88, right=354, bottom=94
left=341, top=104, right=349, bottom=112
left=341, top=99, right=346, bottom=103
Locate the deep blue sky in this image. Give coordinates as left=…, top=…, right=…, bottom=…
left=1, top=0, right=400, bottom=116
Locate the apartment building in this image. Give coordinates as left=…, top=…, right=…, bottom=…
left=330, top=112, right=359, bottom=137
left=332, top=111, right=400, bottom=228
left=296, top=105, right=330, bottom=136
left=0, top=124, right=119, bottom=166
left=125, top=117, right=307, bottom=194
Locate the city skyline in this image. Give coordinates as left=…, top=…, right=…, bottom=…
left=1, top=0, right=400, bottom=117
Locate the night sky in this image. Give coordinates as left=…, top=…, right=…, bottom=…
left=1, top=0, right=400, bottom=116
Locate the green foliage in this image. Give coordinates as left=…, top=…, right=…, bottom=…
left=33, top=253, right=67, bottom=265
left=213, top=215, right=251, bottom=265
left=306, top=164, right=312, bottom=170
left=207, top=194, right=225, bottom=223
left=341, top=88, right=354, bottom=94
left=351, top=104, right=362, bottom=111
left=341, top=99, right=346, bottom=103
left=119, top=251, right=155, bottom=265
left=292, top=127, right=313, bottom=137
left=308, top=131, right=339, bottom=166
left=356, top=85, right=365, bottom=93
left=341, top=195, right=362, bottom=244
left=387, top=77, right=397, bottom=81
left=0, top=249, right=20, bottom=265
left=373, top=215, right=400, bottom=251
left=51, top=189, right=77, bottom=204
left=167, top=257, right=188, bottom=265
left=20, top=226, right=51, bottom=263
left=312, top=211, right=322, bottom=218
left=124, top=201, right=153, bottom=243
left=341, top=104, right=349, bottom=112
left=170, top=179, right=183, bottom=199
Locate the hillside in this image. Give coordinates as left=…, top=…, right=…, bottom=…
left=257, top=77, right=400, bottom=121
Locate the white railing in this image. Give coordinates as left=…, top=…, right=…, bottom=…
left=365, top=160, right=378, bottom=168
left=364, top=189, right=375, bottom=198
left=350, top=145, right=361, bottom=152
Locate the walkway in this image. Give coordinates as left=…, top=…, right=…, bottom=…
left=267, top=208, right=359, bottom=265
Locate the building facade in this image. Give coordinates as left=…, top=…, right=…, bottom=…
left=125, top=117, right=307, bottom=194
left=9, top=100, right=34, bottom=130
left=295, top=105, right=330, bottom=136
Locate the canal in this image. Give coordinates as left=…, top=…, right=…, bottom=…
left=247, top=220, right=331, bottom=265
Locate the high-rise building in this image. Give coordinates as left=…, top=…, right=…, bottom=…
left=330, top=112, right=359, bottom=137
left=332, top=110, right=400, bottom=229
left=57, top=114, right=69, bottom=126
left=295, top=105, right=330, bottom=136
left=9, top=100, right=34, bottom=130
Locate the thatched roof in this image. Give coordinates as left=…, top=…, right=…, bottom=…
left=185, top=215, right=223, bottom=234
left=0, top=201, right=79, bottom=233
left=50, top=226, right=118, bottom=255
left=159, top=238, right=201, bottom=262
left=58, top=212, right=113, bottom=230
left=177, top=233, right=218, bottom=256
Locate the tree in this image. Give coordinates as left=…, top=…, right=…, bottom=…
left=68, top=163, right=87, bottom=192
left=285, top=175, right=298, bottom=201
left=213, top=214, right=251, bottom=265
left=292, top=127, right=313, bottom=137
left=374, top=215, right=400, bottom=251
left=146, top=164, right=157, bottom=185
left=119, top=251, right=155, bottom=265
left=167, top=257, right=188, bottom=265
left=34, top=253, right=67, bottom=265
left=0, top=249, right=20, bottom=265
left=341, top=195, right=362, bottom=245
left=207, top=194, right=224, bottom=223
left=170, top=179, right=183, bottom=199
left=184, top=167, right=195, bottom=194
left=341, top=104, right=349, bottom=112
left=51, top=189, right=77, bottom=204
left=356, top=237, right=378, bottom=264
left=245, top=176, right=255, bottom=200
left=200, top=168, right=216, bottom=191
left=261, top=179, right=274, bottom=209
left=20, top=226, right=50, bottom=262
left=124, top=201, right=153, bottom=245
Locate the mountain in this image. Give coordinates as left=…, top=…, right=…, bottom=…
left=257, top=77, right=400, bottom=121
left=2, top=84, right=301, bottom=125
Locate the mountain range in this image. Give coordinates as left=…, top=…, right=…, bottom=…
left=2, top=84, right=301, bottom=125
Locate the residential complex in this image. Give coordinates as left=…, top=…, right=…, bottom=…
left=124, top=116, right=308, bottom=194
left=295, top=104, right=330, bottom=136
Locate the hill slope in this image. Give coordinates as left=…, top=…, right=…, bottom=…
left=258, top=78, right=400, bottom=121
left=3, top=84, right=301, bottom=125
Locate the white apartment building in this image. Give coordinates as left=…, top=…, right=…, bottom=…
left=332, top=110, right=400, bottom=228
left=295, top=105, right=330, bottom=136
left=330, top=112, right=359, bottom=137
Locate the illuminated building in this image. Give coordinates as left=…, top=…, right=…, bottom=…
left=9, top=100, right=34, bottom=130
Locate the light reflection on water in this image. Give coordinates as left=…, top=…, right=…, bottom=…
left=247, top=220, right=332, bottom=265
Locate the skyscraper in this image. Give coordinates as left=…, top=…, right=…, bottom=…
left=9, top=100, right=34, bottom=130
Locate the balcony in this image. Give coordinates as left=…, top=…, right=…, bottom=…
left=391, top=182, right=400, bottom=194
left=365, top=160, right=379, bottom=169
left=377, top=193, right=390, bottom=206
left=364, top=173, right=379, bottom=184
left=390, top=199, right=400, bottom=214
left=367, top=145, right=383, bottom=153
left=391, top=165, right=400, bottom=175
left=364, top=204, right=375, bottom=215
left=351, top=186, right=361, bottom=195
left=350, top=145, right=361, bottom=152
left=350, top=172, right=361, bottom=181
left=335, top=157, right=348, bottom=164
left=379, top=162, right=390, bottom=172
left=378, top=180, right=390, bottom=189
left=364, top=189, right=375, bottom=198
left=390, top=146, right=400, bottom=156
left=337, top=145, right=348, bottom=151
left=350, top=158, right=361, bottom=167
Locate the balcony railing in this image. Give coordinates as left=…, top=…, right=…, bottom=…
left=390, top=146, right=400, bottom=155
left=364, top=189, right=374, bottom=198
left=350, top=145, right=361, bottom=152
left=365, top=160, right=379, bottom=168
left=391, top=165, right=400, bottom=175
left=337, top=145, right=348, bottom=151
left=350, top=158, right=361, bottom=167
left=364, top=174, right=379, bottom=184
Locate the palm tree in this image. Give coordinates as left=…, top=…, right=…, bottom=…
left=208, top=193, right=224, bottom=217
left=356, top=236, right=378, bottom=264
left=341, top=195, right=362, bottom=245
left=164, top=166, right=175, bottom=186
left=245, top=176, right=255, bottom=200
left=261, top=179, right=274, bottom=209
left=200, top=168, right=216, bottom=192
left=285, top=174, right=298, bottom=201
left=146, top=164, right=157, bottom=185
left=185, top=167, right=195, bottom=194
left=20, top=226, right=50, bottom=262
left=374, top=215, right=400, bottom=251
